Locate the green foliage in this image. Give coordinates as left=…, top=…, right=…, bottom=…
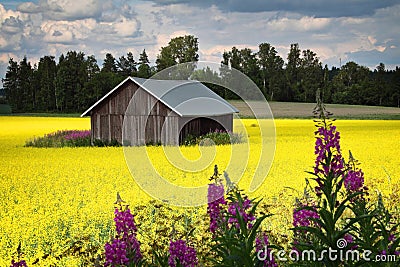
left=209, top=188, right=275, bottom=266
left=154, top=35, right=199, bottom=80
left=25, top=130, right=91, bottom=148
left=137, top=49, right=152, bottom=79
left=92, top=138, right=122, bottom=147
left=156, top=35, right=199, bottom=77
left=24, top=130, right=126, bottom=148
left=292, top=99, right=400, bottom=266
left=183, top=130, right=244, bottom=146
left=0, top=104, right=12, bottom=114
left=258, top=42, right=285, bottom=101
left=3, top=38, right=400, bottom=115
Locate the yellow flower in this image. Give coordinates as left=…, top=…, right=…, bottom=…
left=0, top=116, right=399, bottom=265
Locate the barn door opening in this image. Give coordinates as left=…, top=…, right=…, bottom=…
left=179, top=117, right=226, bottom=145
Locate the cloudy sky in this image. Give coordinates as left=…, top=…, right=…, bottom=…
left=0, top=0, right=399, bottom=81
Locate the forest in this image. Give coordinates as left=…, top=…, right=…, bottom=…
left=2, top=35, right=400, bottom=113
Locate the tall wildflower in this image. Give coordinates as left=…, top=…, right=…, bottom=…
left=292, top=92, right=362, bottom=265
left=207, top=165, right=226, bottom=234
left=104, top=193, right=142, bottom=266
left=207, top=183, right=226, bottom=234
left=168, top=239, right=198, bottom=267
left=313, top=125, right=344, bottom=196
left=344, top=152, right=369, bottom=199
left=293, top=202, right=319, bottom=228
left=292, top=92, right=400, bottom=266
left=208, top=167, right=274, bottom=266
left=104, top=239, right=129, bottom=266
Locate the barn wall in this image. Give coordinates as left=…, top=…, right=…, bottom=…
left=91, top=81, right=139, bottom=143
left=90, top=80, right=179, bottom=145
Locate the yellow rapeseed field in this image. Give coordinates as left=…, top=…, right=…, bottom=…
left=0, top=116, right=399, bottom=265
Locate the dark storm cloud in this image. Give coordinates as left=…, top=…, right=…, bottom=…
left=144, top=0, right=399, bottom=17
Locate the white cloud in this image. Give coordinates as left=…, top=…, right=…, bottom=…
left=39, top=0, right=111, bottom=21
left=14, top=0, right=113, bottom=20
left=0, top=4, right=28, bottom=22
left=113, top=16, right=140, bottom=37
left=41, top=19, right=96, bottom=44
left=0, top=0, right=399, bottom=81
left=16, top=2, right=42, bottom=13
left=267, top=16, right=331, bottom=32
left=0, top=51, right=17, bottom=64
left=200, top=44, right=259, bottom=62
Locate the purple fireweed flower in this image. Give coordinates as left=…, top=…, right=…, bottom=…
left=105, top=208, right=142, bottom=266
left=314, top=126, right=343, bottom=176
left=114, top=208, right=138, bottom=237
left=256, top=232, right=278, bottom=267
left=344, top=169, right=364, bottom=193
left=168, top=239, right=198, bottom=267
left=104, top=238, right=129, bottom=266
left=292, top=203, right=320, bottom=253
left=207, top=183, right=226, bottom=234
left=227, top=197, right=255, bottom=229
left=293, top=204, right=319, bottom=228
left=207, top=183, right=225, bottom=203
left=64, top=130, right=91, bottom=141
left=313, top=126, right=345, bottom=195
left=10, top=259, right=27, bottom=267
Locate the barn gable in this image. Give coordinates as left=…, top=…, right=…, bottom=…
left=81, top=77, right=238, bottom=145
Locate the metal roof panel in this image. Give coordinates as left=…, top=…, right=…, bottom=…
left=81, top=76, right=238, bottom=117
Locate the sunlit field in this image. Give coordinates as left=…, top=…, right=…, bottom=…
left=0, top=116, right=399, bottom=265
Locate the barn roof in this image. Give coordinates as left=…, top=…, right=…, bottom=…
left=81, top=76, right=239, bottom=117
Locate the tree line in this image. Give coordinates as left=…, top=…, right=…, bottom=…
left=218, top=43, right=400, bottom=107
left=2, top=49, right=152, bottom=112
left=2, top=35, right=400, bottom=113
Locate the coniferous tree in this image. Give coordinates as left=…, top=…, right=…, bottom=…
left=137, top=49, right=152, bottom=78
left=36, top=56, right=57, bottom=111
left=286, top=43, right=301, bottom=101
left=391, top=67, right=400, bottom=107
left=102, top=53, right=118, bottom=73
left=2, top=58, right=19, bottom=111
left=3, top=39, right=400, bottom=113
left=54, top=51, right=87, bottom=111
left=18, top=57, right=35, bottom=111
left=118, top=52, right=137, bottom=77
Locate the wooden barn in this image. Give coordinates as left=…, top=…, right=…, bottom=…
left=81, top=77, right=239, bottom=145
